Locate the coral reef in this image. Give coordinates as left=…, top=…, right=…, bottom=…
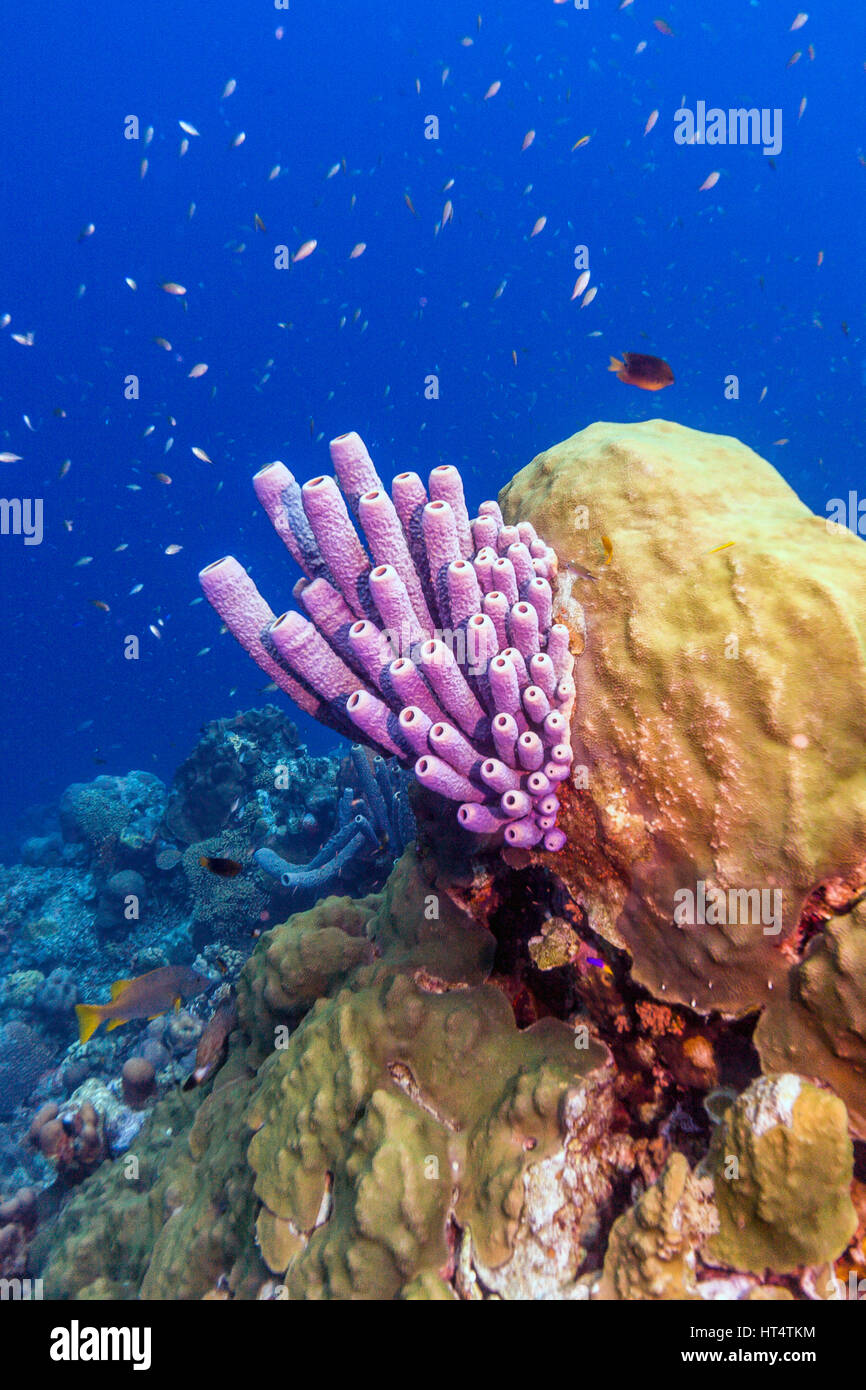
left=37, top=849, right=642, bottom=1298
left=59, top=772, right=165, bottom=868
left=0, top=1022, right=55, bottom=1118
left=14, top=421, right=866, bottom=1299
left=163, top=706, right=335, bottom=848
left=94, top=870, right=147, bottom=937
left=180, top=834, right=269, bottom=946
left=28, top=1078, right=265, bottom=1299
left=200, top=431, right=575, bottom=849
left=0, top=709, right=356, bottom=1207
left=30, top=843, right=866, bottom=1300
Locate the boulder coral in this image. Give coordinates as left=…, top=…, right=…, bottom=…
left=501, top=419, right=866, bottom=1100
left=706, top=1073, right=857, bottom=1274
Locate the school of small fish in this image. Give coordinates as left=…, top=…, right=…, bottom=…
left=0, top=8, right=851, bottom=737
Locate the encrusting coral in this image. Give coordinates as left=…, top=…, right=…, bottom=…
left=200, top=432, right=576, bottom=850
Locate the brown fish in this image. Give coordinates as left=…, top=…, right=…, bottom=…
left=608, top=352, right=674, bottom=391
left=199, top=854, right=243, bottom=878
left=184, top=992, right=238, bottom=1088
left=75, top=966, right=213, bottom=1044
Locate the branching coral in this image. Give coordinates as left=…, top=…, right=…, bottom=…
left=200, top=432, right=576, bottom=850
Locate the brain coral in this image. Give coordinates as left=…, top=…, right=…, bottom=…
left=501, top=419, right=866, bottom=1019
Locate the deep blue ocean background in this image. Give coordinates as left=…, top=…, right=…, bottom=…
left=0, top=0, right=863, bottom=850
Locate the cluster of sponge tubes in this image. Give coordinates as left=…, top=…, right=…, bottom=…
left=199, top=431, right=575, bottom=851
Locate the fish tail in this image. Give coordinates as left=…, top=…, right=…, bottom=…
left=75, top=1003, right=105, bottom=1045
left=607, top=356, right=623, bottom=372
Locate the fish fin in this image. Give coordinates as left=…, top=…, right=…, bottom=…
left=110, top=978, right=132, bottom=1000
left=146, top=1013, right=164, bottom=1021
left=74, top=1004, right=104, bottom=1045
left=106, top=1017, right=127, bottom=1032
left=173, top=996, right=181, bottom=1013
left=607, top=356, right=623, bottom=372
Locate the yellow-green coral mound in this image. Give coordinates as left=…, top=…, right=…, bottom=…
left=246, top=850, right=612, bottom=1298
left=708, top=1073, right=857, bottom=1273
left=501, top=419, right=866, bottom=1017
left=238, top=891, right=378, bottom=1065
left=596, top=1152, right=717, bottom=1300
left=755, top=902, right=866, bottom=1136
left=36, top=850, right=613, bottom=1299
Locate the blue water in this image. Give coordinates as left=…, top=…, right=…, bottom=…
left=1, top=0, right=863, bottom=839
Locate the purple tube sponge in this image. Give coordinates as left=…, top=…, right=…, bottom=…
left=199, top=430, right=575, bottom=850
